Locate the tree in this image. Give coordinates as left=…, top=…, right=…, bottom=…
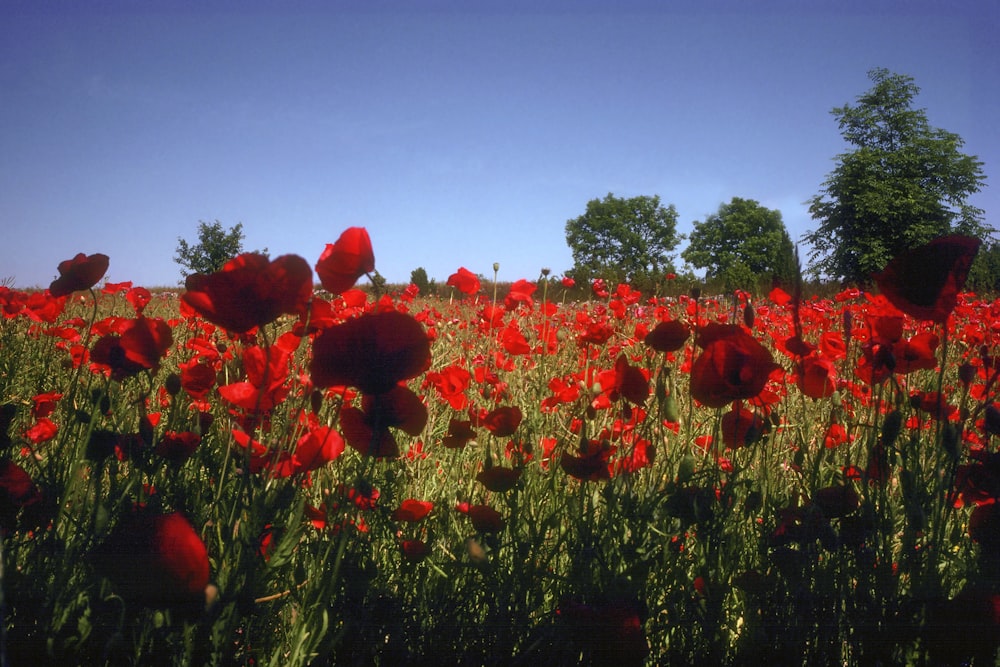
left=682, top=197, right=797, bottom=292
left=804, top=68, right=987, bottom=285
left=565, top=193, right=681, bottom=286
left=175, top=221, right=252, bottom=278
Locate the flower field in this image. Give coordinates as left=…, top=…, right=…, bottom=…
left=1, top=229, right=999, bottom=665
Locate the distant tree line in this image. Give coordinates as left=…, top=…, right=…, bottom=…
left=565, top=68, right=995, bottom=295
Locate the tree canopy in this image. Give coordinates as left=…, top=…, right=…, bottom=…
left=804, top=68, right=987, bottom=285
left=682, top=197, right=797, bottom=292
left=175, top=220, right=250, bottom=279
left=565, top=193, right=681, bottom=286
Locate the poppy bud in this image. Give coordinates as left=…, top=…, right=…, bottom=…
left=959, top=363, right=977, bottom=386
left=842, top=309, right=853, bottom=346
left=941, top=422, right=959, bottom=460
left=492, top=262, right=500, bottom=273
left=743, top=302, right=755, bottom=329
left=310, top=389, right=324, bottom=415
left=164, top=373, right=182, bottom=397
left=690, top=287, right=701, bottom=300
left=880, top=410, right=903, bottom=448
left=985, top=404, right=1000, bottom=437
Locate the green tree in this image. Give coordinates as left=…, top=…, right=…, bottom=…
left=968, top=240, right=1000, bottom=295
left=565, top=193, right=681, bottom=286
left=175, top=220, right=252, bottom=278
left=804, top=68, right=988, bottom=285
left=409, top=267, right=431, bottom=295
left=682, top=197, right=797, bottom=292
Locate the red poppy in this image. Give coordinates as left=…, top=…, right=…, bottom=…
left=476, top=466, right=522, bottom=492
left=823, top=423, right=849, bottom=449
left=446, top=267, right=481, bottom=295
left=644, top=320, right=689, bottom=353
left=873, top=234, right=980, bottom=323
left=49, top=252, right=110, bottom=297
left=31, top=392, right=62, bottom=419
left=481, top=406, right=522, bottom=437
left=812, top=484, right=860, bottom=518
left=892, top=332, right=940, bottom=374
left=218, top=345, right=290, bottom=412
left=179, top=359, right=217, bottom=400
left=293, top=424, right=345, bottom=471
left=458, top=503, right=505, bottom=533
left=720, top=405, right=766, bottom=449
left=442, top=418, right=477, bottom=449
left=561, top=276, right=576, bottom=288
left=799, top=355, right=837, bottom=399
left=155, top=431, right=202, bottom=463
left=93, top=508, right=209, bottom=608
left=0, top=460, right=42, bottom=531
left=182, top=253, right=313, bottom=334
left=561, top=440, right=615, bottom=482
left=392, top=499, right=434, bottom=522
left=969, top=502, right=1000, bottom=555
left=504, top=279, right=536, bottom=311
left=339, top=386, right=428, bottom=458
left=315, top=227, right=375, bottom=294
left=400, top=539, right=431, bottom=562
left=311, top=311, right=431, bottom=395
left=425, top=364, right=471, bottom=410
left=125, top=286, right=152, bottom=314
left=603, top=354, right=649, bottom=405
left=557, top=596, right=649, bottom=667
left=119, top=316, right=174, bottom=373
left=25, top=417, right=58, bottom=444
left=690, top=325, right=779, bottom=408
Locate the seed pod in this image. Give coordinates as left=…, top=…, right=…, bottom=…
left=743, top=301, right=755, bottom=329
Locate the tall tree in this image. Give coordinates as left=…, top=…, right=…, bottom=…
left=682, top=197, right=797, bottom=292
left=175, top=220, right=250, bottom=278
left=565, top=193, right=681, bottom=285
left=804, top=68, right=987, bottom=285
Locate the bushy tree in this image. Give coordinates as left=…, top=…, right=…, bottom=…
left=805, top=68, right=987, bottom=285
left=565, top=193, right=681, bottom=286
left=410, top=267, right=431, bottom=295
left=682, top=197, right=796, bottom=292
left=175, top=220, right=253, bottom=278
left=968, top=240, right=1000, bottom=295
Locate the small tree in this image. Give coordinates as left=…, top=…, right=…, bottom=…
left=682, top=197, right=797, bottom=292
left=565, top=193, right=682, bottom=287
left=175, top=221, right=252, bottom=279
left=410, top=267, right=431, bottom=295
left=805, top=68, right=987, bottom=285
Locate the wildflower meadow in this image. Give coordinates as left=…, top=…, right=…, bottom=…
left=1, top=228, right=999, bottom=665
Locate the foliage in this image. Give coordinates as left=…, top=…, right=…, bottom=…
left=174, top=220, right=253, bottom=279
left=682, top=197, right=797, bottom=292
left=410, top=266, right=431, bottom=295
left=565, top=193, right=681, bottom=287
left=804, top=68, right=988, bottom=285
left=968, top=239, right=1000, bottom=295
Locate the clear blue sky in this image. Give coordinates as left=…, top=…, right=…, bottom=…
left=2, top=0, right=997, bottom=288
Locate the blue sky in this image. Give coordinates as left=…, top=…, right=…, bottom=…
left=2, top=0, right=997, bottom=288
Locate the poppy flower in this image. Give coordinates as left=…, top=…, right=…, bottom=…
left=603, top=354, right=649, bottom=405
left=557, top=596, right=649, bottom=667
left=119, top=316, right=174, bottom=373
left=155, top=431, right=201, bottom=463
left=720, top=405, right=766, bottom=449
left=93, top=507, right=209, bottom=608
left=293, top=425, right=345, bottom=471
left=799, top=355, right=837, bottom=399
left=311, top=311, right=431, bottom=395
left=49, top=252, right=110, bottom=297
left=459, top=503, right=505, bottom=533
left=481, top=406, right=522, bottom=437
left=392, top=499, right=434, bottom=522
left=969, top=502, right=1000, bottom=556
left=315, top=227, right=375, bottom=294
left=446, top=267, right=481, bottom=295
left=690, top=325, right=779, bottom=408
left=400, top=539, right=431, bottom=562
left=644, top=320, right=689, bottom=353
left=504, top=279, right=536, bottom=311
left=179, top=359, right=217, bottom=400
left=892, top=332, right=940, bottom=374
left=442, top=418, right=476, bottom=449
left=182, top=253, right=313, bottom=334
left=873, top=234, right=980, bottom=323
left=561, top=440, right=615, bottom=482
left=476, top=466, right=522, bottom=492
left=0, top=460, right=42, bottom=531
left=812, top=484, right=860, bottom=518
left=339, top=386, right=428, bottom=458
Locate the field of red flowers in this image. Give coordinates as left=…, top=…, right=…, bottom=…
left=1, top=229, right=998, bottom=665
